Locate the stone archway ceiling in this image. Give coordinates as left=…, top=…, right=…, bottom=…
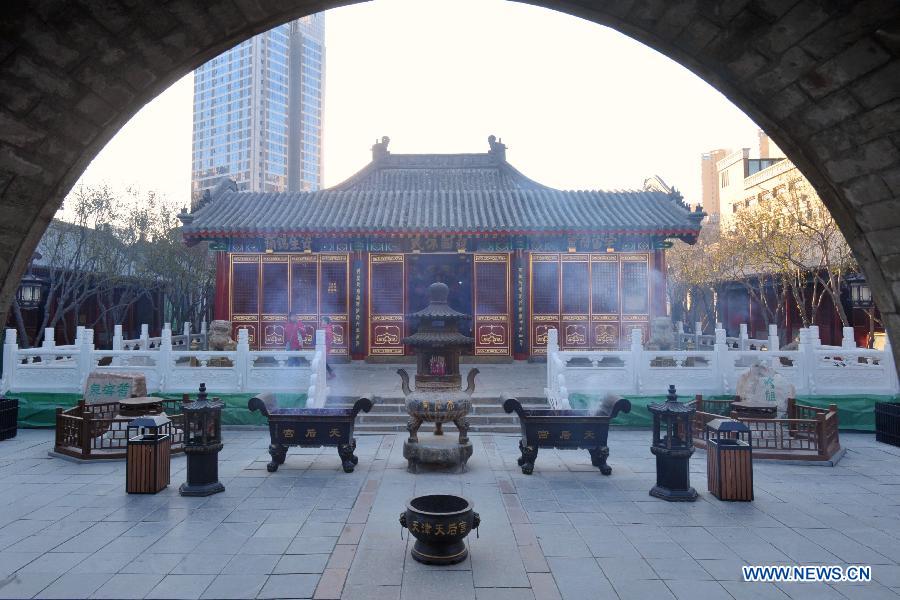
left=1, top=0, right=899, bottom=366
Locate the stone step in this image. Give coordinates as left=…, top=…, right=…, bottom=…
left=356, top=412, right=522, bottom=426
left=354, top=423, right=522, bottom=435
left=359, top=402, right=548, bottom=415
left=327, top=396, right=547, bottom=407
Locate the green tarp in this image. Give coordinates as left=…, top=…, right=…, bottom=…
left=568, top=394, right=735, bottom=428
left=8, top=391, right=307, bottom=428
left=567, top=393, right=897, bottom=431
left=8, top=391, right=893, bottom=431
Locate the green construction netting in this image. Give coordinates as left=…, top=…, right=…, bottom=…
left=567, top=393, right=896, bottom=431
left=8, top=391, right=307, bottom=428
left=7, top=391, right=893, bottom=431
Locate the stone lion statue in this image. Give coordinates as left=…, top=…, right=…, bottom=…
left=208, top=320, right=236, bottom=351
left=645, top=317, right=675, bottom=351
left=735, top=359, right=795, bottom=417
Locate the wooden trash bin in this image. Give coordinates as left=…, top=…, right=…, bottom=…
left=706, top=418, right=753, bottom=502
left=0, top=397, right=18, bottom=441
left=126, top=416, right=172, bottom=494
left=875, top=402, right=900, bottom=448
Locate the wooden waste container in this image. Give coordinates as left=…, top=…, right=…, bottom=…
left=126, top=416, right=172, bottom=494
left=706, top=418, right=753, bottom=501
left=0, top=397, right=18, bottom=441
left=875, top=402, right=900, bottom=448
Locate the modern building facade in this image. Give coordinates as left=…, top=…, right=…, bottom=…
left=180, top=137, right=704, bottom=360
left=700, top=131, right=880, bottom=347
left=700, top=148, right=729, bottom=220
left=191, top=15, right=324, bottom=205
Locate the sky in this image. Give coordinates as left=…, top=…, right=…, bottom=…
left=71, top=0, right=764, bottom=212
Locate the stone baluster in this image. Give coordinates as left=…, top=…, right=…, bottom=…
left=236, top=328, right=249, bottom=392
left=841, top=326, right=856, bottom=349
left=714, top=328, right=728, bottom=394
left=798, top=328, right=813, bottom=395
left=546, top=328, right=559, bottom=398
left=768, top=324, right=779, bottom=352
left=631, top=328, right=643, bottom=394
left=158, top=326, right=172, bottom=392
left=139, top=324, right=149, bottom=350
left=78, top=328, right=94, bottom=392
left=739, top=323, right=748, bottom=351
left=111, top=325, right=124, bottom=366
left=809, top=325, right=821, bottom=347
left=41, top=327, right=55, bottom=350
left=2, top=329, right=17, bottom=393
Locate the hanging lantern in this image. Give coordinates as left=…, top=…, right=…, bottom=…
left=16, top=272, right=46, bottom=310
left=849, top=277, right=873, bottom=309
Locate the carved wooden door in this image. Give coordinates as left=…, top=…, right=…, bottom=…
left=368, top=253, right=405, bottom=356
left=473, top=253, right=510, bottom=356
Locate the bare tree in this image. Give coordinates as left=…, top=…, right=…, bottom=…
left=19, top=186, right=122, bottom=347
left=731, top=177, right=855, bottom=328
left=667, top=226, right=725, bottom=330
left=139, top=203, right=215, bottom=331
left=7, top=185, right=214, bottom=348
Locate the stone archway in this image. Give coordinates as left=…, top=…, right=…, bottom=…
left=1, top=1, right=899, bottom=364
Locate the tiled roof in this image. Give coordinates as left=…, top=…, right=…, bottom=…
left=182, top=141, right=703, bottom=240
left=329, top=152, right=549, bottom=192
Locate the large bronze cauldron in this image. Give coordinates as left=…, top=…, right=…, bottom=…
left=398, top=369, right=478, bottom=442
left=399, top=494, right=480, bottom=565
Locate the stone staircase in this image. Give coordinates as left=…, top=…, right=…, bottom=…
left=325, top=395, right=549, bottom=434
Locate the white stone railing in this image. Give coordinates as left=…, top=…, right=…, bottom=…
left=546, top=325, right=899, bottom=406
left=116, top=322, right=208, bottom=351
left=674, top=321, right=778, bottom=350
left=1, top=325, right=329, bottom=405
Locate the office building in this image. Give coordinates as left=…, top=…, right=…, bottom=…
left=191, top=15, right=324, bottom=204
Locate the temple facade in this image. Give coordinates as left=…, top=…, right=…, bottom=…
left=180, top=137, right=703, bottom=360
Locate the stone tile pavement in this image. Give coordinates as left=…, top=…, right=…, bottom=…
left=0, top=428, right=899, bottom=599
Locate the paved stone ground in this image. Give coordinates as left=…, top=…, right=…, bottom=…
left=1, top=429, right=899, bottom=599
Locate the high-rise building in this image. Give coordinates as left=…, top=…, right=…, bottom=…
left=758, top=130, right=785, bottom=160
left=700, top=148, right=729, bottom=219
left=191, top=15, right=324, bottom=204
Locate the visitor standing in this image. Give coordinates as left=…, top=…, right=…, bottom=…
left=284, top=312, right=304, bottom=351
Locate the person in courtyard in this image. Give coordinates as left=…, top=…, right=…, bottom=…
left=284, top=312, right=304, bottom=366
left=323, top=316, right=336, bottom=380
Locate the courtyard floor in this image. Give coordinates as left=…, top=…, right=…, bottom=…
left=0, top=429, right=898, bottom=600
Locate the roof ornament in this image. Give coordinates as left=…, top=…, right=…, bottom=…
left=177, top=206, right=194, bottom=226
left=488, top=135, right=506, bottom=160
left=690, top=204, right=706, bottom=218
left=372, top=136, right=391, bottom=161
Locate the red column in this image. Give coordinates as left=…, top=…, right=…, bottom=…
left=351, top=251, right=368, bottom=360
left=214, top=251, right=229, bottom=321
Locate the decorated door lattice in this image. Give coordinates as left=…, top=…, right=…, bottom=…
left=474, top=254, right=510, bottom=356
left=228, top=253, right=349, bottom=351
left=529, top=252, right=650, bottom=352
left=368, top=254, right=405, bottom=355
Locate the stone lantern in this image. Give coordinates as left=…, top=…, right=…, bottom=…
left=179, top=383, right=225, bottom=497
left=648, top=384, right=698, bottom=501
